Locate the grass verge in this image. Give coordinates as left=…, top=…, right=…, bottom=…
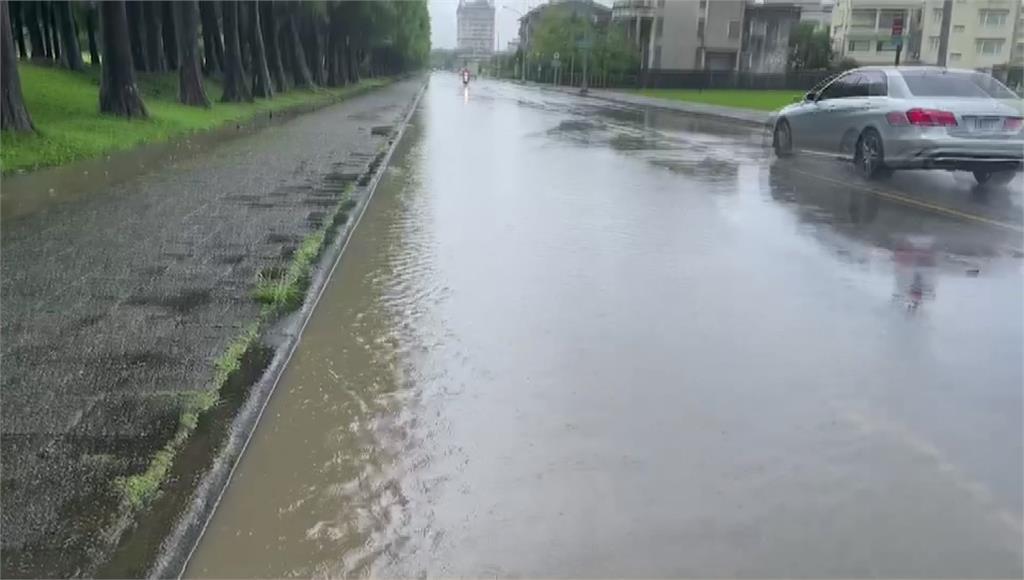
left=113, top=324, right=259, bottom=510
left=1, top=64, right=389, bottom=174
left=631, top=88, right=802, bottom=112
left=254, top=193, right=358, bottom=315
left=115, top=183, right=363, bottom=510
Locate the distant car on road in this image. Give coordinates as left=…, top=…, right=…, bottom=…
left=773, top=67, right=1023, bottom=186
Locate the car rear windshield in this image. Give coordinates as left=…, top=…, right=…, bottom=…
left=901, top=71, right=1019, bottom=98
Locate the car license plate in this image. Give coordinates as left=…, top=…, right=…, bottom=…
left=973, top=117, right=1001, bottom=131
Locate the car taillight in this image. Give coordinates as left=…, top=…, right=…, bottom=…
left=894, top=108, right=959, bottom=127
left=1004, top=117, right=1023, bottom=131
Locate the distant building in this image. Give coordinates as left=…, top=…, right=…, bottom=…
left=506, top=38, right=521, bottom=53
left=458, top=0, right=496, bottom=55
left=613, top=0, right=745, bottom=70
left=831, top=0, right=1022, bottom=70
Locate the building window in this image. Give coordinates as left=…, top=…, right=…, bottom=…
left=931, top=7, right=943, bottom=22
left=928, top=36, right=940, bottom=51
left=655, top=17, right=663, bottom=38
left=728, top=20, right=740, bottom=39
left=950, top=52, right=962, bottom=61
left=976, top=38, right=1005, bottom=55
left=876, top=39, right=900, bottom=51
left=657, top=0, right=665, bottom=7
left=878, top=9, right=905, bottom=32
left=1016, top=42, right=1024, bottom=57
left=848, top=39, right=872, bottom=52
left=978, top=10, right=1008, bottom=27
left=953, top=24, right=965, bottom=33
left=851, top=9, right=876, bottom=29
left=697, top=17, right=705, bottom=38
left=653, top=45, right=662, bottom=68
left=698, top=0, right=706, bottom=9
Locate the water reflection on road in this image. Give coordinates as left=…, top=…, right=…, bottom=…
left=187, top=74, right=1023, bottom=578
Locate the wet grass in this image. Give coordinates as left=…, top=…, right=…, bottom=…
left=632, top=89, right=802, bottom=112
left=113, top=324, right=258, bottom=510
left=254, top=190, right=356, bottom=315
left=1, top=64, right=390, bottom=174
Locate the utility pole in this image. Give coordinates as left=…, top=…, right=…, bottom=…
left=936, top=0, right=953, bottom=67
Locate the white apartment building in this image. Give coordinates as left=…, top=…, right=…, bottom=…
left=832, top=0, right=1022, bottom=70
left=614, top=0, right=746, bottom=70
left=457, top=0, right=496, bottom=55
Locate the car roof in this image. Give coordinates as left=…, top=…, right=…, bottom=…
left=848, top=66, right=981, bottom=76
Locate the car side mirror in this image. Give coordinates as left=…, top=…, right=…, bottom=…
left=805, top=91, right=817, bottom=102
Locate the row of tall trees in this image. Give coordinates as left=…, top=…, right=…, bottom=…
left=520, top=5, right=638, bottom=87
left=1, top=0, right=430, bottom=133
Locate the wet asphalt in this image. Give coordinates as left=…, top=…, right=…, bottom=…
left=187, top=73, right=1023, bottom=578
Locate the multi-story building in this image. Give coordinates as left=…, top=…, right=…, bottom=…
left=613, top=0, right=746, bottom=70
left=832, top=0, right=1022, bottom=70
left=742, top=2, right=803, bottom=72
left=458, top=0, right=496, bottom=55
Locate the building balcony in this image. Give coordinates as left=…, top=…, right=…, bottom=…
left=612, top=0, right=657, bottom=19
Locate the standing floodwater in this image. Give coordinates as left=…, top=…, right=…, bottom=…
left=187, top=75, right=1023, bottom=577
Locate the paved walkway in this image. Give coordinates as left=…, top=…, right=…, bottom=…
left=0, top=77, right=425, bottom=577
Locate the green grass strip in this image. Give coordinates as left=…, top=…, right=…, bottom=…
left=113, top=323, right=259, bottom=510
left=631, top=89, right=802, bottom=112
left=1, top=64, right=389, bottom=174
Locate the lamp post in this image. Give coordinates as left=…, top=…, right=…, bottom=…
left=502, top=4, right=531, bottom=82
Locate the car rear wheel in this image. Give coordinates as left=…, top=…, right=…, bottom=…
left=973, top=170, right=1016, bottom=187
left=855, top=129, right=890, bottom=180
left=773, top=119, right=793, bottom=158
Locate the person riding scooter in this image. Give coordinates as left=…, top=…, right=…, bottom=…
left=461, top=68, right=470, bottom=86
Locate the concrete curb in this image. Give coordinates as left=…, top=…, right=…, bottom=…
left=146, top=77, right=430, bottom=580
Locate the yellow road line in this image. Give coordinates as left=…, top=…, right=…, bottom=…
left=787, top=167, right=1024, bottom=234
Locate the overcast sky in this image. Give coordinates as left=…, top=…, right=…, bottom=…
left=431, top=0, right=613, bottom=50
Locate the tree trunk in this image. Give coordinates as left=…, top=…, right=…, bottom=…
left=237, top=0, right=249, bottom=74
left=161, top=1, right=177, bottom=69
left=303, top=6, right=323, bottom=85
left=99, top=0, right=146, bottom=117
left=175, top=1, right=208, bottom=106
left=25, top=1, right=44, bottom=58
left=218, top=0, right=249, bottom=102
left=326, top=5, right=347, bottom=87
left=259, top=1, right=285, bottom=92
left=39, top=1, right=51, bottom=58
left=47, top=0, right=58, bottom=60
left=84, top=3, right=98, bottom=65
left=248, top=0, right=271, bottom=98
left=347, top=37, right=359, bottom=83
left=125, top=1, right=146, bottom=71
left=285, top=4, right=312, bottom=88
left=199, top=0, right=221, bottom=75
left=10, top=1, right=26, bottom=59
left=2, top=0, right=34, bottom=131
left=55, top=1, right=82, bottom=70
left=142, top=0, right=164, bottom=72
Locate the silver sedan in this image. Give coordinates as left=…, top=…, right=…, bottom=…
left=773, top=67, right=1024, bottom=186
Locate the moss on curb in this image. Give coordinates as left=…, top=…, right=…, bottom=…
left=113, top=323, right=259, bottom=510
left=113, top=172, right=363, bottom=510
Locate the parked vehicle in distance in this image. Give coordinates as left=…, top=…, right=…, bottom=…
left=773, top=67, right=1023, bottom=186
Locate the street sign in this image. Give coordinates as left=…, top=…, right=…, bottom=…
left=576, top=38, right=592, bottom=49
left=891, top=16, right=903, bottom=38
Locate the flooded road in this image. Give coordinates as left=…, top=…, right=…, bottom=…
left=187, top=74, right=1023, bottom=577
